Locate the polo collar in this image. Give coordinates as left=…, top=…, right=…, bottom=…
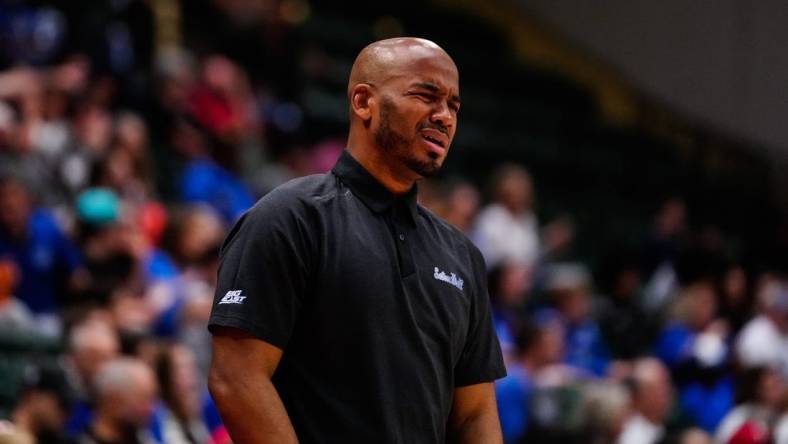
left=332, top=150, right=419, bottom=224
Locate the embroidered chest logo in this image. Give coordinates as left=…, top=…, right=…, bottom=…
left=219, top=290, right=247, bottom=305
left=433, top=267, right=464, bottom=290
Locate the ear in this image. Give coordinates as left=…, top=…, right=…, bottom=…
left=350, top=84, right=375, bottom=123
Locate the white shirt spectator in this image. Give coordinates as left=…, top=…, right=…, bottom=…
left=735, top=315, right=788, bottom=376
left=617, top=413, right=665, bottom=444
left=473, top=203, right=539, bottom=269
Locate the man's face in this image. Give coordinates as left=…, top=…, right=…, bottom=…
left=0, top=181, right=32, bottom=237
left=371, top=56, right=460, bottom=178
left=110, top=370, right=158, bottom=429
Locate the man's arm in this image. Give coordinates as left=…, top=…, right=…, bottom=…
left=447, top=382, right=503, bottom=444
left=208, top=326, right=298, bottom=444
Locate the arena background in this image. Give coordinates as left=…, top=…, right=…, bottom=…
left=0, top=1, right=787, bottom=443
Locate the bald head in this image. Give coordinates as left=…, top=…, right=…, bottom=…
left=345, top=37, right=461, bottom=192
left=630, top=357, right=673, bottom=423
left=348, top=38, right=457, bottom=99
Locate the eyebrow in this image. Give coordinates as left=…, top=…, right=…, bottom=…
left=412, top=82, right=461, bottom=104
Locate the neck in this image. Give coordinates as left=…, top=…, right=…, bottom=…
left=346, top=140, right=416, bottom=195
left=93, top=414, right=134, bottom=443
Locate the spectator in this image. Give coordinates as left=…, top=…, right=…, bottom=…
left=8, top=365, right=73, bottom=444
left=715, top=366, right=782, bottom=444
left=474, top=164, right=540, bottom=269
left=0, top=174, right=85, bottom=334
left=76, top=358, right=158, bottom=444
left=441, top=179, right=482, bottom=234
left=546, top=263, right=611, bottom=376
left=717, top=266, right=752, bottom=335
left=596, top=247, right=656, bottom=359
left=153, top=344, right=209, bottom=444
left=641, top=198, right=688, bottom=313
left=656, top=279, right=734, bottom=432
left=75, top=188, right=146, bottom=309
left=618, top=358, right=674, bottom=444
left=496, top=312, right=565, bottom=443
left=172, top=119, right=253, bottom=224
left=64, top=318, right=120, bottom=438
left=735, top=279, right=788, bottom=376
left=579, top=382, right=631, bottom=444
left=488, top=261, right=533, bottom=360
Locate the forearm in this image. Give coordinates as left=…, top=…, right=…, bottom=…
left=448, top=410, right=504, bottom=444
left=209, top=368, right=298, bottom=444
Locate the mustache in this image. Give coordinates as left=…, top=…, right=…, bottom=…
left=418, top=122, right=449, bottom=136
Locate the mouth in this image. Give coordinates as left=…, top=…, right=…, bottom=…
left=420, top=128, right=448, bottom=155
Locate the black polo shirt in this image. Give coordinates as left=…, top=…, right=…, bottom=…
left=208, top=150, right=506, bottom=443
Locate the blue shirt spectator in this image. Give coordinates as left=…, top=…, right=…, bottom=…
left=495, top=363, right=533, bottom=444
left=0, top=209, right=82, bottom=314
left=180, top=159, right=254, bottom=223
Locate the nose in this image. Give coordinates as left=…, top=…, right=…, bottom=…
left=430, top=100, right=454, bottom=130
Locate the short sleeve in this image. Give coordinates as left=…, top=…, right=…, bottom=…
left=208, top=189, right=317, bottom=349
left=454, top=243, right=507, bottom=387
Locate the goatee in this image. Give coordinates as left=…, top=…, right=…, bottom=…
left=374, top=97, right=441, bottom=178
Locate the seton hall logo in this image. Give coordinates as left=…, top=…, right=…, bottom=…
left=433, top=267, right=464, bottom=291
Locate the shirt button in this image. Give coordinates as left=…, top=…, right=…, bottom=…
left=399, top=234, right=405, bottom=241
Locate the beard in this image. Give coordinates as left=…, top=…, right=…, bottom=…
left=374, top=97, right=442, bottom=178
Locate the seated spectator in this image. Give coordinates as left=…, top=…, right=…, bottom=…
left=596, top=246, right=656, bottom=359
left=546, top=263, right=611, bottom=376
left=656, top=280, right=734, bottom=432
left=735, top=279, right=788, bottom=377
left=473, top=164, right=540, bottom=269
left=488, top=261, right=533, bottom=362
left=580, top=382, right=632, bottom=444
left=0, top=174, right=86, bottom=334
left=7, top=364, right=74, bottom=444
left=717, top=265, right=752, bottom=335
left=618, top=358, right=674, bottom=444
left=496, top=311, right=565, bottom=444
left=715, top=366, right=782, bottom=444
left=75, top=188, right=147, bottom=310
left=437, top=179, right=481, bottom=235
left=64, top=318, right=121, bottom=438
left=148, top=205, right=222, bottom=342
left=153, top=344, right=210, bottom=444
left=172, top=119, right=253, bottom=224
left=77, top=358, right=158, bottom=444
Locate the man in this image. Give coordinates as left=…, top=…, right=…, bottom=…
left=495, top=313, right=565, bottom=443
left=64, top=319, right=121, bottom=437
left=77, top=358, right=158, bottom=444
left=208, top=38, right=506, bottom=443
left=7, top=364, right=74, bottom=444
left=0, top=174, right=85, bottom=334
left=735, top=279, right=788, bottom=376
left=617, top=358, right=674, bottom=444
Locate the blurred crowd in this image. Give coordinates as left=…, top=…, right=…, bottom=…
left=426, top=168, right=788, bottom=444
left=0, top=1, right=787, bottom=444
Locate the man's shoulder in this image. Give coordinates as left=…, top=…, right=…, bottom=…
left=248, top=173, right=338, bottom=215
